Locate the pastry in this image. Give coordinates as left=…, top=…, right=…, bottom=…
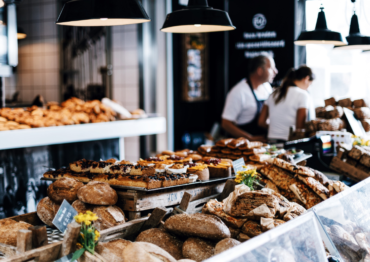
left=90, top=159, right=117, bottom=173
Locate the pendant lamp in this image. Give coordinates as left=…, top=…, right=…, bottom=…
left=56, top=0, right=150, bottom=27
left=334, top=12, right=370, bottom=50
left=17, top=27, right=26, bottom=39
left=161, top=0, right=235, bottom=33
left=295, top=6, right=346, bottom=46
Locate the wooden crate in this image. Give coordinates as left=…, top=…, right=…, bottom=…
left=330, top=156, right=370, bottom=182
left=116, top=181, right=225, bottom=218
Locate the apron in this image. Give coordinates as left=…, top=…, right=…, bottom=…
left=237, top=78, right=267, bottom=136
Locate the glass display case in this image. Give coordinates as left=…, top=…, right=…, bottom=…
left=313, top=177, right=370, bottom=262
left=205, top=211, right=327, bottom=262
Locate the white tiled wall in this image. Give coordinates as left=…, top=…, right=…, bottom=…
left=4, top=0, right=60, bottom=103
left=111, top=24, right=141, bottom=161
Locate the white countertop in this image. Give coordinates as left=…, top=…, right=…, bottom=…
left=0, top=117, right=166, bottom=150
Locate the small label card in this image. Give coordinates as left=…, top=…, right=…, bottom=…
left=52, top=200, right=78, bottom=233
left=232, top=158, right=246, bottom=174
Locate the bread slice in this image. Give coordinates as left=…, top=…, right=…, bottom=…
left=273, top=158, right=314, bottom=177
left=297, top=175, right=329, bottom=200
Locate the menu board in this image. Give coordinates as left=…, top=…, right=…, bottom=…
left=205, top=212, right=327, bottom=262
left=313, top=178, right=370, bottom=261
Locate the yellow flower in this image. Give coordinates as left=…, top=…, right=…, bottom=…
left=84, top=220, right=91, bottom=226
left=80, top=233, right=84, bottom=239
left=76, top=243, right=83, bottom=249
left=87, top=228, right=93, bottom=233
left=94, top=230, right=100, bottom=241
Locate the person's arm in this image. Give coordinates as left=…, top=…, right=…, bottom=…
left=258, top=105, right=269, bottom=129
left=221, top=119, right=267, bottom=142
left=296, top=108, right=308, bottom=129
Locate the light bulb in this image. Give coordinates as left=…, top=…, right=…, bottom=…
left=194, top=24, right=201, bottom=27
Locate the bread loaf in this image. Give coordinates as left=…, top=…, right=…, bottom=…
left=361, top=120, right=370, bottom=132
left=0, top=219, right=32, bottom=246
left=47, top=177, right=84, bottom=204
left=164, top=214, right=230, bottom=241
left=37, top=197, right=60, bottom=227
left=182, top=237, right=215, bottom=262
left=214, top=238, right=240, bottom=255
left=77, top=181, right=118, bottom=205
left=355, top=107, right=370, bottom=120
left=325, top=97, right=336, bottom=107
left=72, top=200, right=94, bottom=214
left=241, top=221, right=262, bottom=238
left=359, top=152, right=370, bottom=168
left=122, top=242, right=177, bottom=262
left=353, top=99, right=367, bottom=108
left=93, top=205, right=126, bottom=230
left=338, top=98, right=352, bottom=108
left=348, top=146, right=366, bottom=160
left=136, top=228, right=184, bottom=260
left=325, top=106, right=343, bottom=119
left=96, top=239, right=131, bottom=262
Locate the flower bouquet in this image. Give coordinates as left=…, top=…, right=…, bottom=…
left=235, top=168, right=260, bottom=190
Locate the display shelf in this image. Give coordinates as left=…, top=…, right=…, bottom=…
left=0, top=117, right=166, bottom=159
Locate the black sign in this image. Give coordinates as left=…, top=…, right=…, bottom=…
left=228, top=0, right=296, bottom=88
left=52, top=200, right=78, bottom=233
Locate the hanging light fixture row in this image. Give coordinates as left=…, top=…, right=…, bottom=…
left=56, top=0, right=235, bottom=33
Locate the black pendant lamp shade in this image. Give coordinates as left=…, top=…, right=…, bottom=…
left=56, top=0, right=150, bottom=27
left=161, top=0, right=235, bottom=33
left=295, top=6, right=346, bottom=46
left=334, top=13, right=370, bottom=50
left=17, top=27, right=27, bottom=39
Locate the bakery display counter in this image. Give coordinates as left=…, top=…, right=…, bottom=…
left=0, top=116, right=166, bottom=159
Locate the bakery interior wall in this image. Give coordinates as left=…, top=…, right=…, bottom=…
left=172, top=0, right=303, bottom=150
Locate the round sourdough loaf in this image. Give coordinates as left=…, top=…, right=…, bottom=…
left=0, top=219, right=32, bottom=246
left=136, top=228, right=184, bottom=260
left=164, top=213, right=231, bottom=241
left=214, top=238, right=241, bottom=255
left=93, top=205, right=126, bottom=230
left=122, top=242, right=177, bottom=262
left=37, top=197, right=60, bottom=227
left=182, top=237, right=215, bottom=262
left=77, top=181, right=118, bottom=205
left=96, top=239, right=131, bottom=262
left=47, top=177, right=84, bottom=204
left=72, top=200, right=94, bottom=214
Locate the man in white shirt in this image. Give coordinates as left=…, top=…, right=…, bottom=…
left=222, top=54, right=278, bottom=141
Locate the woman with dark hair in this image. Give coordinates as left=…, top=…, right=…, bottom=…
left=258, top=65, right=315, bottom=142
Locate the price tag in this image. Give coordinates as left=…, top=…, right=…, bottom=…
left=52, top=200, right=78, bottom=233
left=232, top=158, right=246, bottom=173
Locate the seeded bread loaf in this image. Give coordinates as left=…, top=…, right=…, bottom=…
left=214, top=238, right=240, bottom=255
left=182, top=237, right=215, bottom=262
left=37, top=197, right=60, bottom=227
left=77, top=181, right=118, bottom=205
left=122, top=242, right=177, bottom=262
left=47, top=177, right=84, bottom=204
left=96, top=239, right=131, bottom=262
left=93, top=205, right=126, bottom=231
left=0, top=219, right=32, bottom=246
left=136, top=228, right=184, bottom=260
left=164, top=213, right=230, bottom=241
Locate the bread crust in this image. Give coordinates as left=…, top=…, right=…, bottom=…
left=122, top=242, right=177, bottom=262
left=93, top=205, right=126, bottom=230
left=72, top=200, right=94, bottom=214
left=214, top=238, right=241, bottom=255
left=164, top=214, right=230, bottom=241
left=37, top=197, right=60, bottom=227
left=47, top=177, right=84, bottom=204
left=77, top=181, right=118, bottom=205
left=182, top=237, right=215, bottom=262
left=96, top=239, right=131, bottom=262
left=0, top=220, right=32, bottom=246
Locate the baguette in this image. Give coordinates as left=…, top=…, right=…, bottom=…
left=214, top=238, right=241, bottom=255
left=182, top=237, right=215, bottom=262
left=136, top=228, right=184, bottom=260
left=122, top=242, right=176, bottom=262
left=164, top=213, right=230, bottom=241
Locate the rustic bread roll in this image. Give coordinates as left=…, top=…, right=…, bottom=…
left=93, top=205, right=126, bottom=231
left=72, top=200, right=94, bottom=214
left=182, top=237, right=215, bottom=262
left=122, top=242, right=177, bottom=262
left=0, top=220, right=33, bottom=246
left=96, top=239, right=131, bottom=262
left=47, top=177, right=84, bottom=204
left=325, top=97, right=336, bottom=107
left=136, top=228, right=184, bottom=260
left=37, top=197, right=60, bottom=227
left=214, top=238, right=241, bottom=255
left=164, top=213, right=230, bottom=241
left=77, top=181, right=118, bottom=205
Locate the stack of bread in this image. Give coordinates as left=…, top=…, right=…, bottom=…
left=37, top=178, right=126, bottom=231
left=94, top=213, right=239, bottom=262
left=259, top=158, right=348, bottom=209
left=198, top=138, right=269, bottom=163
left=0, top=97, right=117, bottom=131
left=343, top=145, right=370, bottom=174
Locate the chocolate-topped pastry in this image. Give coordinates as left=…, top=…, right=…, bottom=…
left=70, top=159, right=95, bottom=173
left=90, top=159, right=117, bottom=173
left=109, top=164, right=133, bottom=175
left=130, top=165, right=155, bottom=176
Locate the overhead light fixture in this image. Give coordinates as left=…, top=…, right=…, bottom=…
left=295, top=5, right=346, bottom=46
left=161, top=0, right=236, bottom=33
left=17, top=27, right=26, bottom=39
left=56, top=0, right=150, bottom=27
